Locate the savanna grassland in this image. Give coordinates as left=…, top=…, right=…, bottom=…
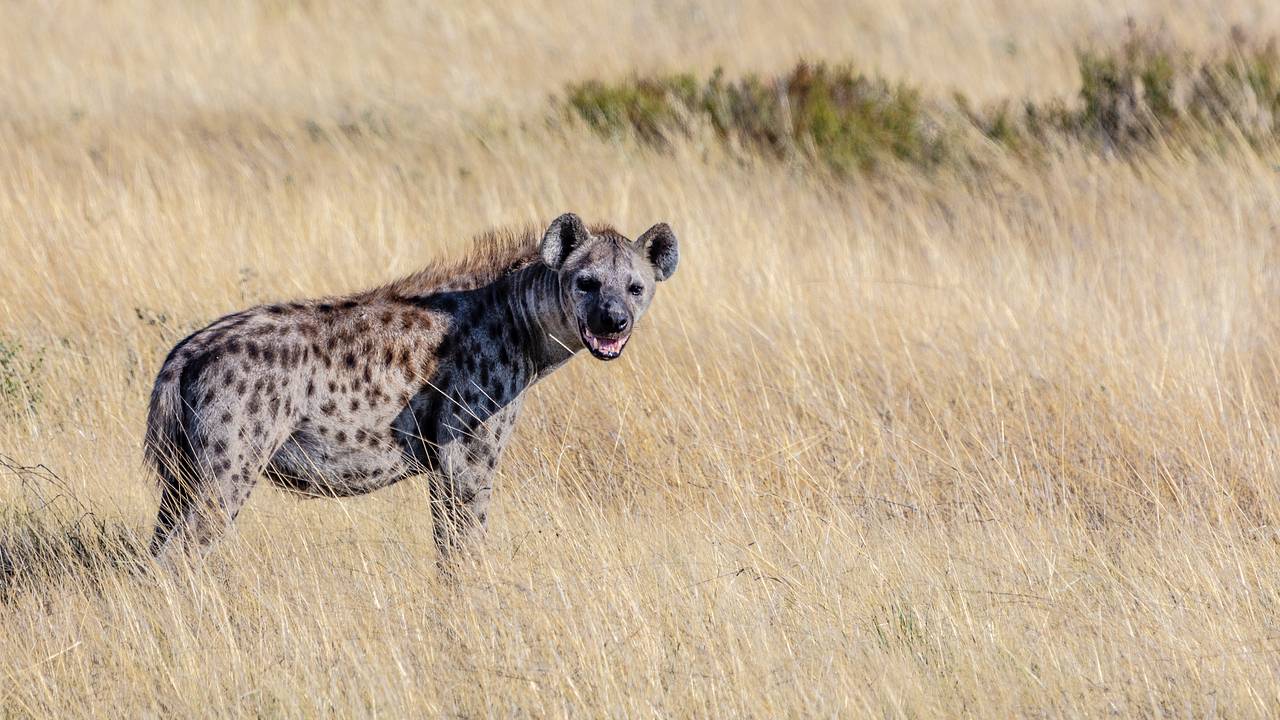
left=5, top=1, right=1280, bottom=716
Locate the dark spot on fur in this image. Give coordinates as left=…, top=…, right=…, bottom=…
left=269, top=397, right=280, bottom=418
left=245, top=342, right=260, bottom=360
left=266, top=305, right=286, bottom=315
left=498, top=346, right=511, bottom=366
left=339, top=300, right=358, bottom=310
left=306, top=380, right=316, bottom=396
left=220, top=411, right=232, bottom=423
left=247, top=397, right=261, bottom=414
left=320, top=400, right=337, bottom=415
left=262, top=347, right=275, bottom=364
left=236, top=380, right=248, bottom=394
left=317, top=304, right=334, bottom=313
left=350, top=398, right=360, bottom=411
left=336, top=430, right=347, bottom=443
left=343, top=352, right=357, bottom=369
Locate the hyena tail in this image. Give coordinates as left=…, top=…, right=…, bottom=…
left=142, top=344, right=200, bottom=555
left=143, top=360, right=188, bottom=480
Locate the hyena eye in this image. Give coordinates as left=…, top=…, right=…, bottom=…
left=628, top=283, right=644, bottom=296
left=575, top=276, right=601, bottom=292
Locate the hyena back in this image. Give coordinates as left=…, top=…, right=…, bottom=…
left=144, top=213, right=678, bottom=566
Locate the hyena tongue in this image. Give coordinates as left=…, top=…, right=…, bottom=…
left=585, top=331, right=626, bottom=355
left=597, top=336, right=625, bottom=353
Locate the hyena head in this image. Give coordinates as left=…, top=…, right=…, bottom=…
left=539, top=213, right=679, bottom=360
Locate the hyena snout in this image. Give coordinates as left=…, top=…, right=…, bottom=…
left=579, top=297, right=634, bottom=360
left=589, top=299, right=631, bottom=335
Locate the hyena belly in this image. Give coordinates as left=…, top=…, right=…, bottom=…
left=263, top=421, right=416, bottom=497
left=261, top=356, right=431, bottom=497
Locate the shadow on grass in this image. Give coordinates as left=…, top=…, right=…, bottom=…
left=0, top=455, right=146, bottom=601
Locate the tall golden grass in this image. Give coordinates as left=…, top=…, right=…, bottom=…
left=3, top=1, right=1280, bottom=716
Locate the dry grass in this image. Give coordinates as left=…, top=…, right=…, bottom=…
left=4, top=1, right=1280, bottom=717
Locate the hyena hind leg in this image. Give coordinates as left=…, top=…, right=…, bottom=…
left=151, top=445, right=266, bottom=566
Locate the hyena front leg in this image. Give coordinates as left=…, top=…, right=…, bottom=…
left=431, top=438, right=498, bottom=567
left=430, top=405, right=518, bottom=569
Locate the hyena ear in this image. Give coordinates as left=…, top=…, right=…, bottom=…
left=540, top=213, right=589, bottom=270
left=636, top=222, right=679, bottom=281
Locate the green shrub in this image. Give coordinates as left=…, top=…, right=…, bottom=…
left=564, top=62, right=945, bottom=175
left=975, top=28, right=1280, bottom=150
left=565, top=74, right=699, bottom=145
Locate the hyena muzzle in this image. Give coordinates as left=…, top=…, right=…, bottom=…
left=143, top=213, right=678, bottom=567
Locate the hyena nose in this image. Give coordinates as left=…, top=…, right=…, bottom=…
left=603, top=306, right=630, bottom=334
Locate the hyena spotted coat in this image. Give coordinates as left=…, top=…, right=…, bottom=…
left=144, top=213, right=678, bottom=565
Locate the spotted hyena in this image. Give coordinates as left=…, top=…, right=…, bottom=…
left=144, top=213, right=678, bottom=567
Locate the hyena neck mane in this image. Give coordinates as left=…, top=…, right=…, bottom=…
left=374, top=226, right=587, bottom=399
left=416, top=261, right=581, bottom=392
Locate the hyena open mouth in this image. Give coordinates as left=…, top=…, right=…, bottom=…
left=579, top=322, right=629, bottom=360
